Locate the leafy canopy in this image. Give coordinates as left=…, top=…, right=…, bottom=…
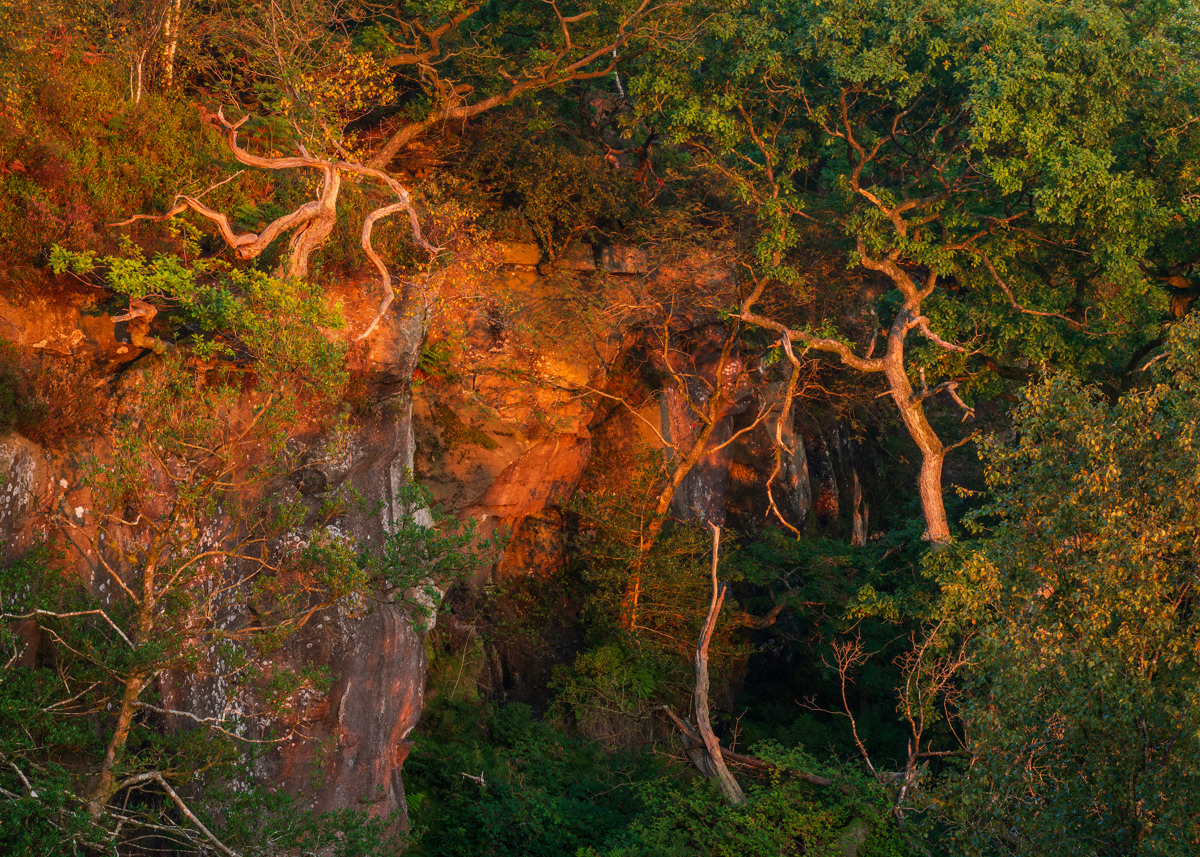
left=928, top=313, right=1200, bottom=855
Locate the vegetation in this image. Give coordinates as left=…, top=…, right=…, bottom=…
left=0, top=0, right=1199, bottom=854
left=929, top=314, right=1200, bottom=855
left=634, top=0, right=1200, bottom=542
left=0, top=245, right=489, bottom=853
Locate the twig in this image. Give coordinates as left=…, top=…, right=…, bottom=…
left=944, top=431, right=981, bottom=455
left=134, top=702, right=293, bottom=744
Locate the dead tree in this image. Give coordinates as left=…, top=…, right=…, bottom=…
left=693, top=524, right=746, bottom=805
left=817, top=624, right=972, bottom=822
left=115, top=108, right=439, bottom=340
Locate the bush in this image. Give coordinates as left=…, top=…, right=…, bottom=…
left=404, top=700, right=657, bottom=857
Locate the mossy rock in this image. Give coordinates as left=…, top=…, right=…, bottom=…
left=434, top=403, right=498, bottom=451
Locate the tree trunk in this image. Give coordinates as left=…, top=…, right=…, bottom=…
left=162, top=0, right=182, bottom=88
left=851, top=469, right=868, bottom=546
left=883, top=353, right=949, bottom=543
left=694, top=526, right=746, bottom=806
left=89, top=672, right=146, bottom=815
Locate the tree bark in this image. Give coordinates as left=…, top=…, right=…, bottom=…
left=882, top=342, right=949, bottom=543
left=89, top=672, right=146, bottom=815
left=694, top=525, right=745, bottom=806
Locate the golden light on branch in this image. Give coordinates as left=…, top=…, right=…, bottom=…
left=114, top=108, right=441, bottom=341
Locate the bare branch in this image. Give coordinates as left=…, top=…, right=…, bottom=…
left=740, top=277, right=884, bottom=373
left=912, top=369, right=974, bottom=420
left=7, top=761, right=35, bottom=797
left=694, top=525, right=745, bottom=806
left=115, top=108, right=440, bottom=339
left=150, top=772, right=240, bottom=857
left=944, top=430, right=980, bottom=455
left=571, top=384, right=672, bottom=449
left=5, top=608, right=136, bottom=649
left=134, top=702, right=295, bottom=744
left=976, top=253, right=1083, bottom=330
left=829, top=635, right=877, bottom=775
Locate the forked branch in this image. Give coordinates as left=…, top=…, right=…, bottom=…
left=114, top=108, right=441, bottom=340
left=976, top=253, right=1084, bottom=330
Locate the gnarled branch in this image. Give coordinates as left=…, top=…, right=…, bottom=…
left=115, top=108, right=441, bottom=340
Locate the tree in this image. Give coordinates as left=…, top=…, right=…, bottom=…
left=118, top=108, right=438, bottom=340
left=928, top=313, right=1200, bottom=855
left=636, top=0, right=1200, bottom=541
left=356, top=0, right=690, bottom=168
left=193, top=0, right=689, bottom=166
left=0, top=249, right=348, bottom=852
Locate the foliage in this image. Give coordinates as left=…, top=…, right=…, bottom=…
left=628, top=0, right=1200, bottom=518
left=556, top=462, right=751, bottom=746
left=457, top=114, right=646, bottom=257
left=51, top=242, right=347, bottom=395
left=6, top=2, right=1200, bottom=854
left=403, top=699, right=655, bottom=857
left=927, top=313, right=1200, bottom=855
left=0, top=472, right=492, bottom=852
left=568, top=459, right=739, bottom=657
left=0, top=247, right=456, bottom=852
left=732, top=530, right=930, bottom=762
left=625, top=0, right=1200, bottom=541
left=587, top=744, right=913, bottom=857
left=159, top=0, right=686, bottom=168
left=407, top=698, right=914, bottom=857
left=0, top=5, right=232, bottom=271
left=193, top=0, right=395, bottom=157
left=640, top=0, right=1198, bottom=370
left=202, top=780, right=406, bottom=857
left=373, top=476, right=507, bottom=629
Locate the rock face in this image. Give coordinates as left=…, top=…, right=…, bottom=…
left=414, top=245, right=875, bottom=576
left=466, top=434, right=592, bottom=519
left=0, top=247, right=884, bottom=830
left=0, top=276, right=432, bottom=831
left=260, top=603, right=425, bottom=824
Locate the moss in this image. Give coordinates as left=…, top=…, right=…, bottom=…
left=434, top=402, right=498, bottom=450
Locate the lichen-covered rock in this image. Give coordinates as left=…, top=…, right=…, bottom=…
left=0, top=432, right=48, bottom=550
